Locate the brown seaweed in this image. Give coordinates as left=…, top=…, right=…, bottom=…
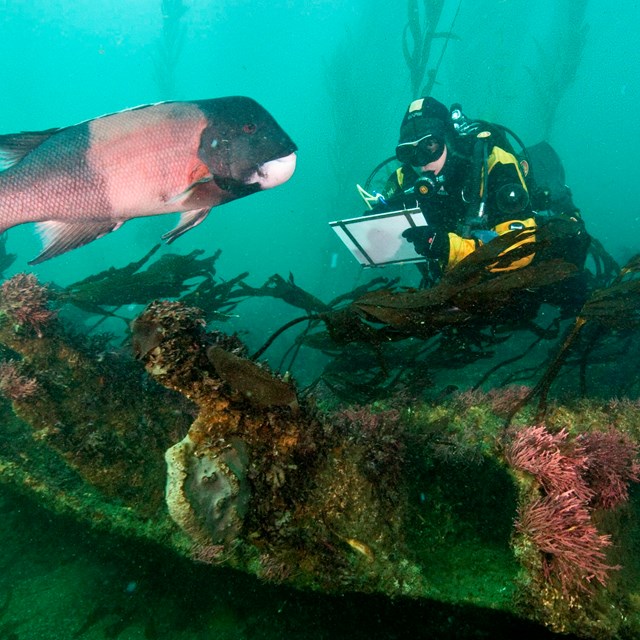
left=180, top=270, right=248, bottom=320
left=238, top=273, right=331, bottom=314
left=403, top=0, right=461, bottom=96
left=277, top=226, right=587, bottom=403
left=324, top=228, right=578, bottom=344
left=505, top=254, right=640, bottom=420
left=60, top=246, right=233, bottom=318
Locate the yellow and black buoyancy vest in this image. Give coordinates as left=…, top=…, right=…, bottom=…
left=448, top=145, right=536, bottom=272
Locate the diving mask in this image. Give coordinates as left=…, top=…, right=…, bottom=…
left=396, top=134, right=445, bottom=167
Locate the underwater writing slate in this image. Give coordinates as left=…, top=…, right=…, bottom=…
left=329, top=207, right=427, bottom=267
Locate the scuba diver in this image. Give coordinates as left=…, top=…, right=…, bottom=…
left=366, top=96, right=591, bottom=301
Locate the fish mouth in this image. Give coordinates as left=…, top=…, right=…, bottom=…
left=213, top=174, right=262, bottom=196
left=246, top=151, right=297, bottom=190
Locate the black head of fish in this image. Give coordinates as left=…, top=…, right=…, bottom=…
left=196, top=96, right=297, bottom=189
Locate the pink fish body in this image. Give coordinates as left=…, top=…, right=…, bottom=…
left=0, top=97, right=297, bottom=263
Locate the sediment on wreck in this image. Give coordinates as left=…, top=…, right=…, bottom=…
left=131, top=300, right=421, bottom=595
left=0, top=274, right=193, bottom=521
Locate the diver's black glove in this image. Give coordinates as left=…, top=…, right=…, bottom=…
left=402, top=226, right=448, bottom=260
left=402, top=226, right=433, bottom=255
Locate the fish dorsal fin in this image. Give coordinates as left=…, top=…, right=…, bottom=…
left=29, top=219, right=125, bottom=265
left=0, top=128, right=60, bottom=170
left=161, top=208, right=211, bottom=244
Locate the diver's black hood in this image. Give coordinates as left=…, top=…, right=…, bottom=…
left=398, top=97, right=451, bottom=145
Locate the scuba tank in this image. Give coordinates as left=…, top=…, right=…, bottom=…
left=520, top=141, right=579, bottom=216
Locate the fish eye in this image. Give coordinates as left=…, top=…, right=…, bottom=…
left=243, top=123, right=257, bottom=134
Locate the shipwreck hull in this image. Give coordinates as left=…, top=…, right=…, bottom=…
left=1, top=293, right=639, bottom=639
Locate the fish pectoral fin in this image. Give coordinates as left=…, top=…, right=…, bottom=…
left=166, top=163, right=213, bottom=205
left=161, top=208, right=211, bottom=244
left=188, top=160, right=213, bottom=185
left=29, top=219, right=125, bottom=265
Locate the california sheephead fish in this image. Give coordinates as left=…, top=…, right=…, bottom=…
left=0, top=97, right=297, bottom=264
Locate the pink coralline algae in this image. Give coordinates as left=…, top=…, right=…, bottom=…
left=507, top=424, right=640, bottom=511
left=453, top=386, right=531, bottom=418
left=579, top=428, right=640, bottom=510
left=507, top=423, right=640, bottom=593
left=334, top=405, right=402, bottom=435
left=516, top=490, right=615, bottom=594
left=0, top=360, right=39, bottom=401
left=0, top=273, right=56, bottom=337
left=190, top=543, right=226, bottom=565
left=486, top=386, right=532, bottom=417
left=257, top=553, right=293, bottom=583
left=506, top=425, right=593, bottom=502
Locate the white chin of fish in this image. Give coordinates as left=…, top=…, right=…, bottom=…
left=248, top=152, right=297, bottom=189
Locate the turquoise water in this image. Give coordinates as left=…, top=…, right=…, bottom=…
left=3, top=0, right=638, bottom=350
left=0, top=1, right=638, bottom=637
left=2, top=0, right=398, bottom=368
